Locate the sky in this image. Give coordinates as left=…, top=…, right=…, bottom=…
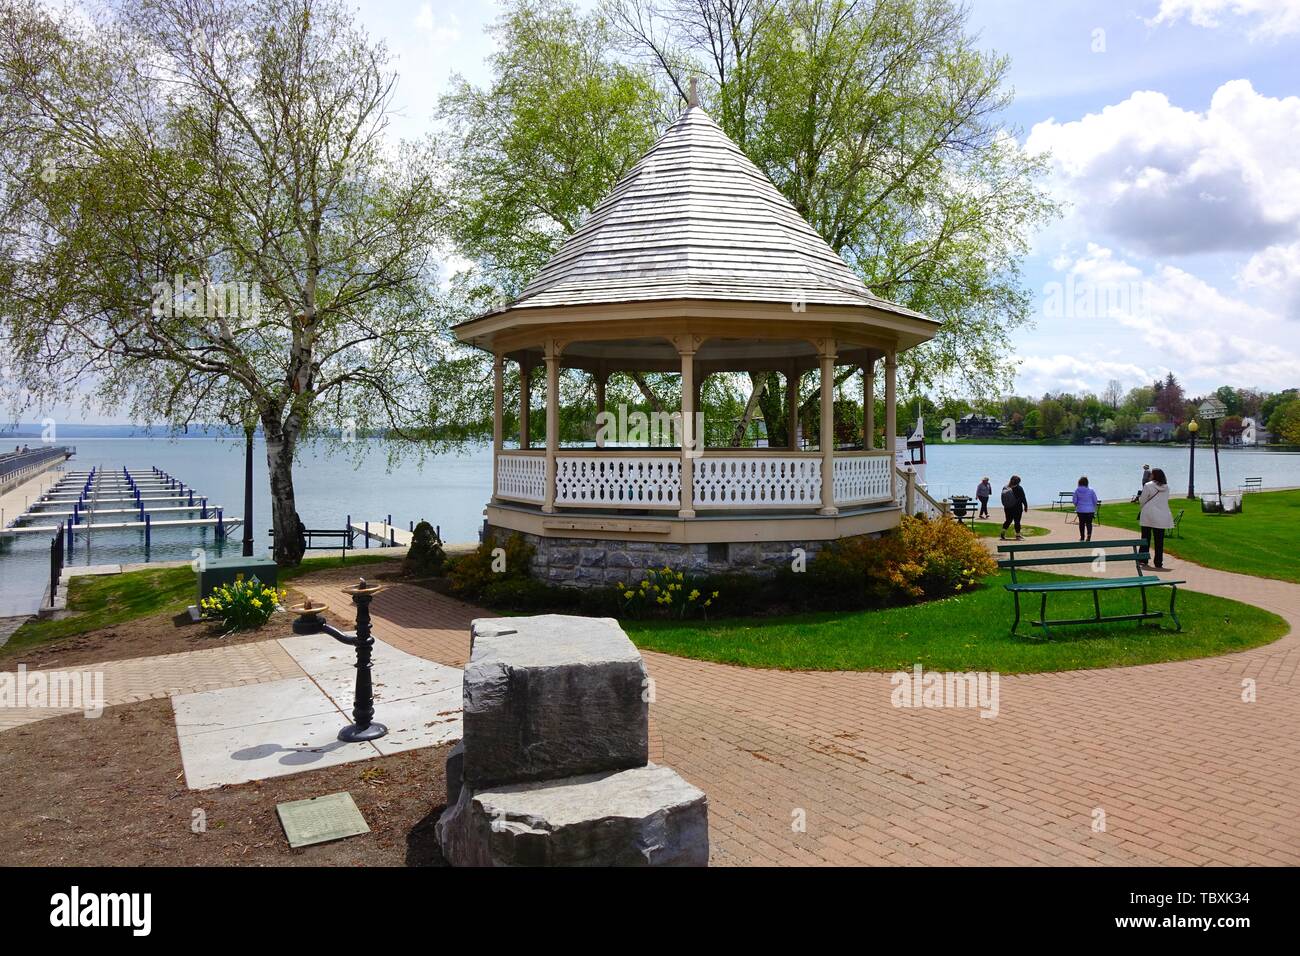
left=22, top=0, right=1300, bottom=422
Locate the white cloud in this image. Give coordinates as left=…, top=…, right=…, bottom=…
left=1147, top=0, right=1300, bottom=38
left=1238, top=240, right=1300, bottom=317
left=413, top=2, right=461, bottom=47
left=1016, top=354, right=1160, bottom=397
left=1024, top=244, right=1300, bottom=394
left=1025, top=80, right=1300, bottom=255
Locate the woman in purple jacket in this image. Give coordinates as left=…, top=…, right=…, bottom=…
left=1072, top=476, right=1100, bottom=542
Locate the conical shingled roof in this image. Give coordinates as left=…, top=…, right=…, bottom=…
left=507, top=104, right=921, bottom=316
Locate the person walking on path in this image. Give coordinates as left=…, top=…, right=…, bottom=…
left=1138, top=467, right=1175, bottom=570
left=1133, top=463, right=1152, bottom=502
left=976, top=477, right=992, bottom=519
left=1072, top=476, right=1100, bottom=542
left=999, top=476, right=1029, bottom=540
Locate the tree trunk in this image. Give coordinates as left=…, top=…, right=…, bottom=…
left=263, top=417, right=306, bottom=566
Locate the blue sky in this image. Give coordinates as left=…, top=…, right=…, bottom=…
left=28, top=0, right=1300, bottom=422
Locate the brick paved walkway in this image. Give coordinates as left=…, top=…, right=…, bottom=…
left=5, top=521, right=1295, bottom=866
left=0, top=641, right=303, bottom=733
left=295, top=543, right=1300, bottom=867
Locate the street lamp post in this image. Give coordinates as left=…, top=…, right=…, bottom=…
left=1186, top=419, right=1198, bottom=499
left=1198, top=397, right=1228, bottom=506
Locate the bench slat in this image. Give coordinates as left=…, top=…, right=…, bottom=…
left=999, top=553, right=1149, bottom=570
left=1006, top=577, right=1185, bottom=593
left=996, top=538, right=1142, bottom=553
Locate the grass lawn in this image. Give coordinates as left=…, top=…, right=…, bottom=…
left=623, top=570, right=1287, bottom=674
left=1099, top=489, right=1300, bottom=584
left=970, top=521, right=1049, bottom=538
left=3, top=551, right=397, bottom=657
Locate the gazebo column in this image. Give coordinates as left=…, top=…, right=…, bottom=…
left=542, top=340, right=560, bottom=514
left=519, top=356, right=531, bottom=449
left=492, top=353, right=504, bottom=500
left=674, top=336, right=699, bottom=518
left=863, top=358, right=875, bottom=450
left=818, top=339, right=838, bottom=516
left=886, top=349, right=898, bottom=503
left=786, top=363, right=800, bottom=450
left=594, top=365, right=607, bottom=448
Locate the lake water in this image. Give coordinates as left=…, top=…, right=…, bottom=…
left=2, top=437, right=1297, bottom=614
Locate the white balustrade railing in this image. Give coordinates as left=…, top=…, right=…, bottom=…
left=496, top=452, right=546, bottom=504
left=832, top=453, right=894, bottom=506
left=895, top=467, right=948, bottom=519
left=554, top=455, right=681, bottom=508
left=497, top=450, right=916, bottom=513
left=693, top=456, right=822, bottom=509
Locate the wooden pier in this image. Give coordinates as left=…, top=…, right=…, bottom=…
left=349, top=520, right=415, bottom=547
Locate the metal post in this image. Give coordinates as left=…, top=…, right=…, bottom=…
left=1211, top=423, right=1223, bottom=503
left=1187, top=428, right=1197, bottom=499
left=241, top=425, right=255, bottom=558
left=365, top=520, right=370, bottom=548
left=201, top=497, right=207, bottom=519
left=144, top=513, right=151, bottom=548
left=340, top=582, right=386, bottom=742
left=216, top=508, right=224, bottom=536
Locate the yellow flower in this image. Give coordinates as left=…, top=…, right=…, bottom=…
left=711, top=591, right=719, bottom=599
left=623, top=591, right=634, bottom=599
left=251, top=598, right=262, bottom=608
left=704, top=599, right=713, bottom=607
left=689, top=589, right=700, bottom=601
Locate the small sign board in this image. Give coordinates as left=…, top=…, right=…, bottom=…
left=1198, top=397, right=1228, bottom=420
left=277, top=791, right=370, bottom=849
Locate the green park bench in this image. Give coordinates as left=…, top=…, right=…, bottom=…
left=997, top=538, right=1185, bottom=639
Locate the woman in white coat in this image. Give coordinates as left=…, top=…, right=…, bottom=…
left=1138, top=467, right=1175, bottom=570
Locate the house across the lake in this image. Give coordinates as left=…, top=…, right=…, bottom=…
left=1132, top=421, right=1176, bottom=442
left=956, top=413, right=1003, bottom=438
left=453, top=89, right=940, bottom=586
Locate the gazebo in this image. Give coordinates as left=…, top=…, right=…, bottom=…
left=453, top=88, right=940, bottom=586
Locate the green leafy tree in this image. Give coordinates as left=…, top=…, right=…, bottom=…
left=0, top=0, right=446, bottom=564
left=605, top=0, right=1057, bottom=402
left=443, top=0, right=1056, bottom=441
left=1267, top=398, right=1300, bottom=445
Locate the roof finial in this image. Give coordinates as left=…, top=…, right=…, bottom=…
left=687, top=75, right=699, bottom=109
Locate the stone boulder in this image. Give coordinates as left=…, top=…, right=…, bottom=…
left=463, top=616, right=649, bottom=787
left=436, top=764, right=708, bottom=867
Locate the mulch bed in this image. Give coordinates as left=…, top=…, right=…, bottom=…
left=0, top=560, right=411, bottom=672
left=0, top=698, right=452, bottom=866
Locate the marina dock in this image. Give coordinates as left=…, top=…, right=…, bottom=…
left=1, top=465, right=242, bottom=544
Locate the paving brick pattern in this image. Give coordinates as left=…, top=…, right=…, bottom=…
left=0, top=641, right=303, bottom=733
left=298, top=537, right=1300, bottom=867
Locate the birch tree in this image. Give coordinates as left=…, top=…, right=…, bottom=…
left=0, top=0, right=447, bottom=564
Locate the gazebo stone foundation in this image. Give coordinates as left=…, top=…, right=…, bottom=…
left=487, top=524, right=849, bottom=588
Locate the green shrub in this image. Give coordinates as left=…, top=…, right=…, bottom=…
left=447, top=533, right=535, bottom=600
left=200, top=575, right=285, bottom=633
left=799, top=515, right=998, bottom=608
left=403, top=521, right=446, bottom=577
left=480, top=577, right=577, bottom=611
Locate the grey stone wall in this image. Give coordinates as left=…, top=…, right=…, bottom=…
left=486, top=525, right=844, bottom=588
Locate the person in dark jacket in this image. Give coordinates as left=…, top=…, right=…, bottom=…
left=1000, top=475, right=1029, bottom=540
left=976, top=477, right=992, bottom=518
